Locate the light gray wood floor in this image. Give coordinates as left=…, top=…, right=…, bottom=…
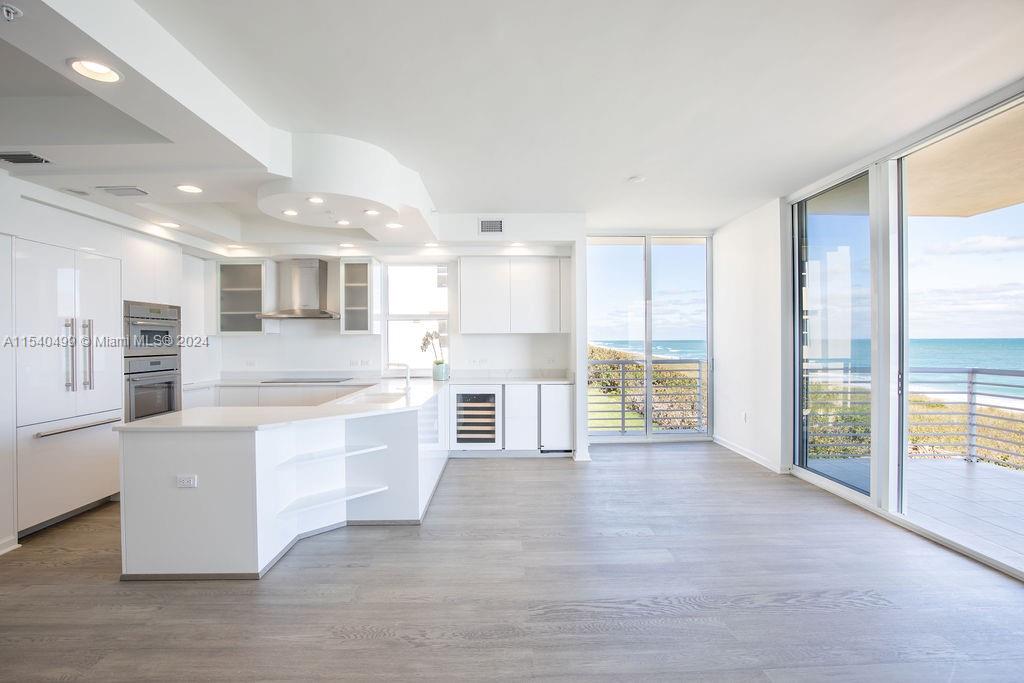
left=3, top=442, right=1024, bottom=681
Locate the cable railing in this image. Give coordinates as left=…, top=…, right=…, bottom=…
left=587, top=359, right=707, bottom=435
left=801, top=363, right=1024, bottom=469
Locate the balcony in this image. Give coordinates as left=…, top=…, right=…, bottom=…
left=587, top=359, right=708, bottom=435
left=806, top=365, right=1024, bottom=566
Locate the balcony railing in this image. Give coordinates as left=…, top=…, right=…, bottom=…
left=908, top=367, right=1024, bottom=468
left=802, top=363, right=1024, bottom=469
left=588, top=359, right=707, bottom=435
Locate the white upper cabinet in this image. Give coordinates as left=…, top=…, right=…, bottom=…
left=459, top=256, right=566, bottom=334
left=14, top=240, right=122, bottom=426
left=123, top=233, right=181, bottom=306
left=459, top=257, right=511, bottom=333
left=509, top=257, right=559, bottom=333
left=559, top=257, right=572, bottom=334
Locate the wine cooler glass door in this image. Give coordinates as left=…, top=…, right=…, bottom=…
left=452, top=385, right=503, bottom=450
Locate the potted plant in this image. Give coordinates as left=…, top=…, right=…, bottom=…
left=420, top=330, right=448, bottom=381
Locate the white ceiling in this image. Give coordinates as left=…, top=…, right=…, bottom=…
left=136, top=0, right=1024, bottom=229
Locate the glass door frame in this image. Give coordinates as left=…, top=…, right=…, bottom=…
left=586, top=234, right=714, bottom=442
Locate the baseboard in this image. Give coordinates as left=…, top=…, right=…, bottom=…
left=0, top=535, right=20, bottom=556
left=713, top=436, right=783, bottom=474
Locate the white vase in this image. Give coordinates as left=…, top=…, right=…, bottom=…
left=432, top=363, right=449, bottom=381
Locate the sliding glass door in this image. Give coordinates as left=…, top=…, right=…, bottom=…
left=587, top=236, right=710, bottom=438
left=795, top=173, right=872, bottom=493
left=900, top=102, right=1024, bottom=557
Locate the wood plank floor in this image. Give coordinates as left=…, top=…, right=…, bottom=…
left=3, top=442, right=1024, bottom=681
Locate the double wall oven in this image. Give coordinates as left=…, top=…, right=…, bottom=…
left=123, top=301, right=182, bottom=422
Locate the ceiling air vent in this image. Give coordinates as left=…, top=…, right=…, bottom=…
left=97, top=185, right=149, bottom=197
left=0, top=151, right=50, bottom=165
left=479, top=219, right=503, bottom=234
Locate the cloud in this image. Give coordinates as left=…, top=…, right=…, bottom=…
left=927, top=235, right=1024, bottom=255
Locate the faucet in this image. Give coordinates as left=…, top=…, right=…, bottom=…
left=387, top=362, right=410, bottom=392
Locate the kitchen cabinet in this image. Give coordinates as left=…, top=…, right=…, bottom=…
left=540, top=384, right=574, bottom=451
left=218, top=261, right=279, bottom=334
left=504, top=384, right=539, bottom=450
left=510, top=257, right=559, bottom=333
left=14, top=239, right=122, bottom=426
left=217, top=386, right=259, bottom=407
left=340, top=258, right=381, bottom=334
left=123, top=233, right=181, bottom=306
left=559, top=257, right=572, bottom=333
left=458, top=257, right=510, bottom=333
left=257, top=385, right=341, bottom=406
left=182, top=385, right=216, bottom=409
left=459, top=256, right=564, bottom=334
left=16, top=409, right=121, bottom=533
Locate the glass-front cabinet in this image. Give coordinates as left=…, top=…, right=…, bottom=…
left=340, top=258, right=382, bottom=334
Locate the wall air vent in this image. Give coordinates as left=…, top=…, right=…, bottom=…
left=0, top=151, right=50, bottom=164
left=479, top=219, right=503, bottom=234
left=97, top=186, right=149, bottom=197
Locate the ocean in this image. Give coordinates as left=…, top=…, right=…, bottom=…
left=593, top=338, right=1024, bottom=400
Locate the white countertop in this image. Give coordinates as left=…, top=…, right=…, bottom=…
left=449, top=376, right=573, bottom=385
left=117, top=378, right=447, bottom=432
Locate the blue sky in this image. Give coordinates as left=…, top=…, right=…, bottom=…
left=586, top=200, right=1024, bottom=345
left=908, top=201, right=1024, bottom=339
left=587, top=240, right=707, bottom=341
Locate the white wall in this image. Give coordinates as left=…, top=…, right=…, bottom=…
left=712, top=198, right=789, bottom=473
left=221, top=321, right=382, bottom=374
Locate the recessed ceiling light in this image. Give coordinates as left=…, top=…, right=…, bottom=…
left=176, top=184, right=203, bottom=194
left=338, top=243, right=355, bottom=248
left=385, top=223, right=403, bottom=229
left=364, top=209, right=380, bottom=216
left=336, top=219, right=350, bottom=226
left=425, top=242, right=439, bottom=248
left=68, top=59, right=122, bottom=83
left=282, top=209, right=298, bottom=216
left=80, top=247, right=96, bottom=252
left=626, top=175, right=646, bottom=184
left=156, top=221, right=180, bottom=229
left=510, top=242, right=524, bottom=247
left=226, top=244, right=243, bottom=249
left=307, top=196, right=325, bottom=204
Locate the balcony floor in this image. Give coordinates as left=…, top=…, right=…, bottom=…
left=810, top=456, right=1024, bottom=568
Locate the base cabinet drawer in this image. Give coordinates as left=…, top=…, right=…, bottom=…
left=217, top=386, right=259, bottom=407
left=182, top=385, right=216, bottom=409
left=17, top=410, right=121, bottom=532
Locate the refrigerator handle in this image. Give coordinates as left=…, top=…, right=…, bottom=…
left=65, top=317, right=77, bottom=392
left=82, top=318, right=95, bottom=390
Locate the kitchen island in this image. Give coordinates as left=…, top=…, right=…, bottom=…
left=114, top=378, right=448, bottom=579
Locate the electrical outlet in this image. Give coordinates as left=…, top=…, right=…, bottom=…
left=245, top=360, right=256, bottom=368
left=176, top=474, right=198, bottom=489
left=360, top=359, right=371, bottom=367
left=349, top=360, right=359, bottom=367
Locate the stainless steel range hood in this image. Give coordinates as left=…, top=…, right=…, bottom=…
left=257, top=258, right=340, bottom=319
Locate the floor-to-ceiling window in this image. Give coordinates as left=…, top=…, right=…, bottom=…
left=795, top=173, right=873, bottom=493
left=587, top=236, right=710, bottom=438
left=901, top=101, right=1024, bottom=564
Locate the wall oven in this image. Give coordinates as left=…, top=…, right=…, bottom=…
left=123, top=301, right=180, bottom=357
left=123, top=301, right=182, bottom=422
left=124, top=356, right=182, bottom=422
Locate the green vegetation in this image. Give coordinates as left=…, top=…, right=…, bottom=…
left=587, top=344, right=706, bottom=432
left=805, top=380, right=1024, bottom=469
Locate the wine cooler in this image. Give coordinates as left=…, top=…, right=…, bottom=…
left=451, top=385, right=503, bottom=450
